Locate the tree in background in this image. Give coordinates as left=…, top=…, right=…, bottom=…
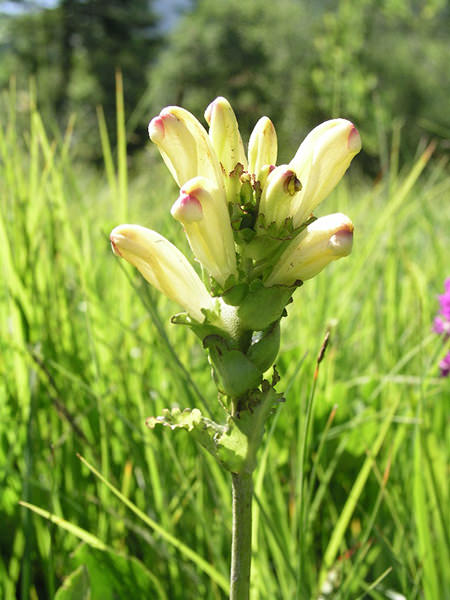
left=0, top=0, right=160, bottom=155
left=144, top=0, right=317, bottom=162
left=145, top=0, right=449, bottom=169
left=309, top=0, right=450, bottom=163
left=1, top=0, right=449, bottom=163
left=76, top=0, right=159, bottom=145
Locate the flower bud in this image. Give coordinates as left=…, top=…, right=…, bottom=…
left=171, top=177, right=237, bottom=287
left=289, top=119, right=361, bottom=227
left=204, top=96, right=247, bottom=174
left=110, top=224, right=215, bottom=322
left=148, top=106, right=225, bottom=194
left=265, top=213, right=354, bottom=286
left=246, top=322, right=281, bottom=373
left=248, top=116, right=278, bottom=180
left=258, top=165, right=302, bottom=228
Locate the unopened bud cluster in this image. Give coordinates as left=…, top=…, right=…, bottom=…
left=111, top=97, right=361, bottom=400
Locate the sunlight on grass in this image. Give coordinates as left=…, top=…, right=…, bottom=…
left=0, top=84, right=449, bottom=599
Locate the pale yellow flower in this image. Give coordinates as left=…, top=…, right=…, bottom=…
left=171, top=176, right=237, bottom=286
left=111, top=98, right=361, bottom=327
left=204, top=96, right=248, bottom=174
left=110, top=224, right=215, bottom=322
left=265, top=213, right=354, bottom=286
left=288, top=119, right=361, bottom=227
left=248, top=116, right=278, bottom=180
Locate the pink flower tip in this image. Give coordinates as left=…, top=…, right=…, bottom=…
left=110, top=232, right=123, bottom=257
left=347, top=124, right=362, bottom=153
left=148, top=116, right=165, bottom=142
left=204, top=96, right=227, bottom=125
left=171, top=192, right=204, bottom=224
left=328, top=226, right=354, bottom=256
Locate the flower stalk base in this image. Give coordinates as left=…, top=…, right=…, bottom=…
left=230, top=471, right=253, bottom=600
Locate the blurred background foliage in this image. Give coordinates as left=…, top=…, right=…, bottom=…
left=1, top=1, right=450, bottom=598
left=0, top=0, right=449, bottom=165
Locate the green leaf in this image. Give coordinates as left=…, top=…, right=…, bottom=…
left=147, top=388, right=280, bottom=475
left=216, top=386, right=281, bottom=473
left=77, top=455, right=230, bottom=594
left=19, top=502, right=107, bottom=550
left=70, top=545, right=166, bottom=600
left=54, top=565, right=90, bottom=600
left=146, top=407, right=224, bottom=460
left=319, top=397, right=400, bottom=587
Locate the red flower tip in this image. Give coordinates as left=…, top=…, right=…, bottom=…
left=347, top=124, right=361, bottom=153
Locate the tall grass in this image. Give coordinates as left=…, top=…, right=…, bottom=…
left=1, top=83, right=449, bottom=599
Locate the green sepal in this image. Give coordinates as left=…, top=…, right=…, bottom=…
left=221, top=283, right=248, bottom=306
left=235, top=226, right=257, bottom=245
left=171, top=311, right=232, bottom=343
left=204, top=335, right=262, bottom=397
left=171, top=300, right=242, bottom=345
left=230, top=198, right=257, bottom=235
left=236, top=279, right=295, bottom=331
left=226, top=162, right=245, bottom=206
left=239, top=173, right=254, bottom=206
left=241, top=215, right=315, bottom=266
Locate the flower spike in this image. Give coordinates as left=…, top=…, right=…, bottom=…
left=265, top=213, right=354, bottom=286
left=171, top=177, right=237, bottom=287
left=110, top=224, right=215, bottom=322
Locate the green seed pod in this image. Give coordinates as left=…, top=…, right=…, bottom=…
left=246, top=321, right=281, bottom=373
left=205, top=336, right=262, bottom=397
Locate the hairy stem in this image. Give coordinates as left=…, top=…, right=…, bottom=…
left=230, top=471, right=253, bottom=600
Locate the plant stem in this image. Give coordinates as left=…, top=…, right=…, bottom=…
left=230, top=471, right=253, bottom=600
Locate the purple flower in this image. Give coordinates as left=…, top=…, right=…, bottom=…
left=437, top=278, right=450, bottom=320
left=433, top=278, right=450, bottom=338
left=433, top=317, right=450, bottom=336
left=439, top=351, right=450, bottom=378
left=433, top=279, right=450, bottom=377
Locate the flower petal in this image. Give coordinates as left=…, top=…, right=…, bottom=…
left=110, top=224, right=215, bottom=322
left=148, top=106, right=225, bottom=194
left=265, top=213, right=354, bottom=286
left=248, top=116, right=278, bottom=180
left=204, top=96, right=248, bottom=173
left=258, top=165, right=302, bottom=228
left=289, top=119, right=361, bottom=227
left=171, top=176, right=237, bottom=286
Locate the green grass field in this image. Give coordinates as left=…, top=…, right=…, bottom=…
left=1, top=85, right=449, bottom=599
